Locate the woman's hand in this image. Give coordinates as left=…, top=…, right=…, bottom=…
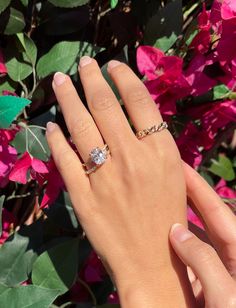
left=170, top=162, right=236, bottom=307
left=46, top=57, right=195, bottom=307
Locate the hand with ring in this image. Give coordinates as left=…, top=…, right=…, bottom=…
left=46, top=57, right=196, bottom=307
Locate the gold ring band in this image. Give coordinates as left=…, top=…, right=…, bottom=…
left=135, top=121, right=168, bottom=139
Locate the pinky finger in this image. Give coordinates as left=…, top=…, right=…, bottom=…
left=46, top=122, right=90, bottom=197
left=169, top=224, right=235, bottom=300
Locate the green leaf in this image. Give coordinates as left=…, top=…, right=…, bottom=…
left=0, top=232, right=40, bottom=285
left=110, top=0, right=118, bottom=9
left=6, top=56, right=32, bottom=81
left=0, top=0, right=11, bottom=14
left=213, top=84, right=230, bottom=100
left=32, top=237, right=79, bottom=294
left=36, top=41, right=80, bottom=78
left=0, top=283, right=60, bottom=308
left=4, top=8, right=25, bottom=35
left=0, top=196, right=5, bottom=237
left=144, top=0, right=183, bottom=52
left=17, top=33, right=37, bottom=66
left=0, top=96, right=31, bottom=128
left=48, top=0, right=89, bottom=8
left=0, top=77, right=17, bottom=95
left=36, top=41, right=102, bottom=78
left=199, top=171, right=214, bottom=187
left=20, top=0, right=28, bottom=6
left=209, top=155, right=235, bottom=181
left=11, top=126, right=50, bottom=161
left=5, top=39, right=33, bottom=82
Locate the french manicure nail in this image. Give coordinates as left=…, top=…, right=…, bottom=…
left=46, top=121, right=56, bottom=133
left=170, top=224, right=193, bottom=242
left=79, top=56, right=92, bottom=67
left=107, top=60, right=121, bottom=71
left=53, top=72, right=66, bottom=86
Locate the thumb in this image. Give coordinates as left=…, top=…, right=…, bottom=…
left=169, top=224, right=234, bottom=299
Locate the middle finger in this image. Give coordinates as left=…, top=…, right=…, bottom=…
left=78, top=56, right=136, bottom=154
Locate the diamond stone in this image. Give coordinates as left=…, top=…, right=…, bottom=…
left=90, top=147, right=107, bottom=165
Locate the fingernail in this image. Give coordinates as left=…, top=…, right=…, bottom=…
left=46, top=121, right=56, bottom=133
left=170, top=224, right=193, bottom=242
left=107, top=60, right=121, bottom=71
left=79, top=56, right=92, bottom=67
left=53, top=72, right=66, bottom=86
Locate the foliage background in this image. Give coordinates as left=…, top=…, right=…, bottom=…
left=0, top=0, right=235, bottom=307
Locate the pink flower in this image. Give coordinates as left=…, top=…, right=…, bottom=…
left=81, top=251, right=105, bottom=283
left=190, top=4, right=211, bottom=54
left=217, top=17, right=236, bottom=61
left=215, top=179, right=236, bottom=207
left=184, top=53, right=216, bottom=96
left=0, top=49, right=7, bottom=74
left=187, top=207, right=204, bottom=230
left=0, top=208, right=16, bottom=245
left=137, top=46, right=164, bottom=79
left=221, top=0, right=236, bottom=20
left=137, top=46, right=191, bottom=115
left=9, top=151, right=48, bottom=185
left=177, top=123, right=203, bottom=167
left=177, top=99, right=236, bottom=167
left=40, top=158, right=65, bottom=208
left=0, top=144, right=17, bottom=188
left=108, top=291, right=119, bottom=304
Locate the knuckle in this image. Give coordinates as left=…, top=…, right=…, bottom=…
left=197, top=243, right=216, bottom=264
left=110, top=63, right=127, bottom=75
left=226, top=295, right=236, bottom=307
left=57, top=148, right=74, bottom=170
left=91, top=90, right=115, bottom=111
left=127, top=88, right=151, bottom=107
left=70, top=118, right=94, bottom=138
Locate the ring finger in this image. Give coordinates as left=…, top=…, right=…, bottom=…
left=107, top=60, right=172, bottom=146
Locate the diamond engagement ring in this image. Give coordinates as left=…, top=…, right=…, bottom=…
left=135, top=121, right=168, bottom=139
left=82, top=144, right=110, bottom=175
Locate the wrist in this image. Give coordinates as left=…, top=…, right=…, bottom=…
left=113, top=256, right=196, bottom=308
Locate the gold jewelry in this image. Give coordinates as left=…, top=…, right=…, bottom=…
left=82, top=144, right=110, bottom=175
left=135, top=121, right=168, bottom=139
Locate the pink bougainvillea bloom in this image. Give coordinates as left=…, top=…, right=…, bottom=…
left=40, top=158, right=65, bottom=208
left=108, top=291, right=119, bottom=304
left=190, top=4, right=211, bottom=54
left=2, top=90, right=17, bottom=96
left=0, top=49, right=7, bottom=74
left=187, top=207, right=204, bottom=230
left=198, top=3, right=211, bottom=30
left=137, top=45, right=191, bottom=114
left=0, top=126, right=20, bottom=145
left=184, top=54, right=217, bottom=96
left=83, top=251, right=105, bottom=283
left=177, top=123, right=203, bottom=167
left=0, top=208, right=16, bottom=245
left=0, top=145, right=17, bottom=188
left=210, top=0, right=223, bottom=32
left=217, top=18, right=236, bottom=61
left=215, top=178, right=236, bottom=206
left=9, top=151, right=48, bottom=185
left=221, top=0, right=236, bottom=19
left=185, top=100, right=236, bottom=150
left=136, top=45, right=164, bottom=79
